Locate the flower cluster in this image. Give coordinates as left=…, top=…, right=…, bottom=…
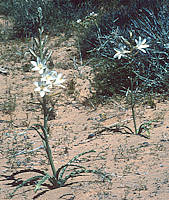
left=114, top=36, right=149, bottom=59
left=31, top=57, right=65, bottom=97
left=76, top=12, right=98, bottom=24
left=76, top=12, right=98, bottom=29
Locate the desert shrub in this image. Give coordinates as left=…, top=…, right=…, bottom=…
left=7, top=0, right=101, bottom=38
left=0, top=0, right=130, bottom=38
left=78, top=0, right=162, bottom=57
left=78, top=1, right=168, bottom=97
left=4, top=0, right=77, bottom=38
left=0, top=0, right=13, bottom=16
left=9, top=0, right=57, bottom=38
left=90, top=57, right=134, bottom=97
left=70, top=0, right=117, bottom=8
left=129, top=6, right=169, bottom=93
left=6, top=0, right=131, bottom=38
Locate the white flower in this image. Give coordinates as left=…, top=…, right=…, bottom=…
left=77, top=19, right=82, bottom=23
left=89, top=12, right=97, bottom=17
left=114, top=47, right=130, bottom=59
left=34, top=81, right=51, bottom=97
left=31, top=57, right=47, bottom=74
left=135, top=36, right=149, bottom=53
left=41, top=70, right=57, bottom=85
left=164, top=43, right=169, bottom=49
left=53, top=73, right=65, bottom=88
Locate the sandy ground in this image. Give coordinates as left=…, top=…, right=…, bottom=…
left=0, top=21, right=168, bottom=200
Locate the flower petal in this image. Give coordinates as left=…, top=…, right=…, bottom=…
left=40, top=91, right=45, bottom=97
left=31, top=61, right=37, bottom=67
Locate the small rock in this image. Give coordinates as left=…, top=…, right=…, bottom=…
left=87, top=133, right=95, bottom=139
left=111, top=173, right=116, bottom=177
left=135, top=171, right=141, bottom=175
left=140, top=142, right=150, bottom=147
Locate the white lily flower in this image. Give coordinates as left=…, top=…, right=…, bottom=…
left=31, top=57, right=47, bottom=74
left=34, top=81, right=51, bottom=97
left=164, top=43, right=169, bottom=49
left=135, top=36, right=149, bottom=53
left=77, top=19, right=82, bottom=23
left=41, top=70, right=57, bottom=85
left=53, top=73, right=65, bottom=88
left=114, top=47, right=130, bottom=59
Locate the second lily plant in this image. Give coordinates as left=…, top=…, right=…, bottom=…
left=113, top=32, right=151, bottom=137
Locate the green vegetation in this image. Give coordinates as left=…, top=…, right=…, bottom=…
left=0, top=1, right=168, bottom=198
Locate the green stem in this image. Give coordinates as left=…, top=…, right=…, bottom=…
left=44, top=134, right=57, bottom=178
left=42, top=96, right=57, bottom=178
left=43, top=97, right=47, bottom=130
left=130, top=78, right=137, bottom=134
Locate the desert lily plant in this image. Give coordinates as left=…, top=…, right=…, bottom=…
left=113, top=32, right=151, bottom=137
left=10, top=8, right=110, bottom=196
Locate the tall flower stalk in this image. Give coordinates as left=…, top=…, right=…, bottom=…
left=29, top=8, right=65, bottom=180
left=11, top=8, right=110, bottom=197
left=30, top=8, right=65, bottom=183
